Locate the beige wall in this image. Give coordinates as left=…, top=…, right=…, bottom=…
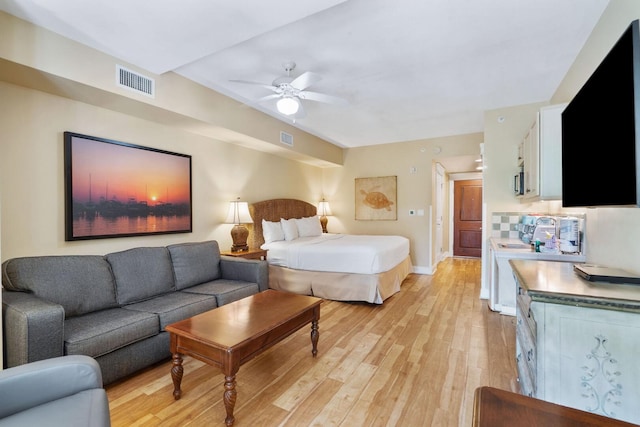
left=6, top=1, right=640, bottom=276
left=0, top=10, right=483, bottom=271
left=0, top=79, right=481, bottom=269
left=0, top=82, right=323, bottom=258
left=323, top=133, right=482, bottom=272
left=0, top=11, right=342, bottom=168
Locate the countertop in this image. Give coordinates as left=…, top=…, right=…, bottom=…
left=509, top=259, right=640, bottom=312
left=490, top=238, right=586, bottom=262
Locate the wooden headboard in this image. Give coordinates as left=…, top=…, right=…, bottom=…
left=248, top=198, right=317, bottom=248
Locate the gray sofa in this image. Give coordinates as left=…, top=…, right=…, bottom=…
left=0, top=355, right=110, bottom=426
left=1, top=240, right=268, bottom=385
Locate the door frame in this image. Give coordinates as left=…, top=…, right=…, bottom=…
left=435, top=163, right=445, bottom=265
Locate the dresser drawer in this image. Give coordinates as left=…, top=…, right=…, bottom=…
left=516, top=320, right=536, bottom=393
left=516, top=340, right=535, bottom=397
left=517, top=295, right=536, bottom=342
left=516, top=299, right=537, bottom=396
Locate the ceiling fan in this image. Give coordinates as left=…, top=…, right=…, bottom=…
left=230, top=61, right=347, bottom=118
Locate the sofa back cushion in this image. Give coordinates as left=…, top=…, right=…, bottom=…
left=106, top=247, right=175, bottom=304
left=168, top=240, right=221, bottom=290
left=1, top=256, right=118, bottom=318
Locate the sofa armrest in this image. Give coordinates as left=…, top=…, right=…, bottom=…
left=0, top=355, right=103, bottom=419
left=220, top=257, right=269, bottom=292
left=2, top=291, right=65, bottom=368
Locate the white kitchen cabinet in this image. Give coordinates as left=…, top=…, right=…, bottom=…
left=518, top=103, right=567, bottom=201
left=512, top=260, right=640, bottom=425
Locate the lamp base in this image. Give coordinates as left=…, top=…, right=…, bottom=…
left=230, top=224, right=249, bottom=252
left=320, top=215, right=328, bottom=233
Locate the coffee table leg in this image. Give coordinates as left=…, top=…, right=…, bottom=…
left=224, top=374, right=237, bottom=426
left=171, top=352, right=184, bottom=400
left=311, top=319, right=319, bottom=357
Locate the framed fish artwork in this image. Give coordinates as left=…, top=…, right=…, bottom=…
left=355, top=175, right=397, bottom=220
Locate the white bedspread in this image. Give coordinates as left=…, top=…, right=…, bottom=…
left=261, top=233, right=410, bottom=274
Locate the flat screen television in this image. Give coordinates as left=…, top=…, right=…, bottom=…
left=561, top=19, right=640, bottom=207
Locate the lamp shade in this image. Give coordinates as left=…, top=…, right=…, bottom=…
left=317, top=200, right=332, bottom=216
left=276, top=97, right=300, bottom=115
left=224, top=200, right=253, bottom=225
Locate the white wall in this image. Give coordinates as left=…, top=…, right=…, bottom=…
left=479, top=0, right=640, bottom=296
left=551, top=0, right=640, bottom=273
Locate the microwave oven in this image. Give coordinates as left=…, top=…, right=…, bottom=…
left=514, top=171, right=524, bottom=195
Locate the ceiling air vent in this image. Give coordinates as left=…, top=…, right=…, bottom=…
left=280, top=131, right=293, bottom=147
left=116, top=65, right=155, bottom=97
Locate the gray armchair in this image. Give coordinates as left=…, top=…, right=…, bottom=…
left=0, top=355, right=110, bottom=426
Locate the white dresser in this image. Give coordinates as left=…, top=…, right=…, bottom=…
left=511, top=259, right=640, bottom=425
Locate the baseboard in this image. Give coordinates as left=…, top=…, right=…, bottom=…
left=412, top=265, right=433, bottom=275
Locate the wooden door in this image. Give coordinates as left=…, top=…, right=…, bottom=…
left=454, top=179, right=482, bottom=257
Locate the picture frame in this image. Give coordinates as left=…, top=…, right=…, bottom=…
left=64, top=132, right=192, bottom=240
left=355, top=175, right=397, bottom=220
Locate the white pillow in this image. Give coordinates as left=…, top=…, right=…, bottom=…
left=296, top=216, right=323, bottom=237
left=281, top=218, right=299, bottom=241
left=262, top=219, right=284, bottom=244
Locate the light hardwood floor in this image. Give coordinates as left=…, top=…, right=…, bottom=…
left=106, top=257, right=518, bottom=426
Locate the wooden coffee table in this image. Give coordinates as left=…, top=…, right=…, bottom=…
left=165, top=289, right=322, bottom=426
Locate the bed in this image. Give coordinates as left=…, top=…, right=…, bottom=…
left=248, top=198, right=412, bottom=304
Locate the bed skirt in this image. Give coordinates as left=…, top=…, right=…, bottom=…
left=267, top=256, right=412, bottom=304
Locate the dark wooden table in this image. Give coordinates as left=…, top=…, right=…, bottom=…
left=165, top=289, right=322, bottom=426
left=473, top=386, right=639, bottom=426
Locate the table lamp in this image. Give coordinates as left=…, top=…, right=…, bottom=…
left=224, top=198, right=253, bottom=251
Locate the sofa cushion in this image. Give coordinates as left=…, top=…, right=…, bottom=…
left=106, top=247, right=175, bottom=305
left=167, top=241, right=221, bottom=290
left=64, top=308, right=158, bottom=358
left=124, top=292, right=218, bottom=330
left=1, top=256, right=118, bottom=318
left=0, top=388, right=110, bottom=427
left=181, top=280, right=260, bottom=306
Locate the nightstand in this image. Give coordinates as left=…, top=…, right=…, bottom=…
left=220, top=248, right=267, bottom=260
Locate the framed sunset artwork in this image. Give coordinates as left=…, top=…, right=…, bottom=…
left=64, top=132, right=192, bottom=241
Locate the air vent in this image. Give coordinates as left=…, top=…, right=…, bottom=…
left=116, top=65, right=155, bottom=97
left=280, top=131, right=293, bottom=146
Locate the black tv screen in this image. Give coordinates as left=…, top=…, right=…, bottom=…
left=561, top=19, right=640, bottom=207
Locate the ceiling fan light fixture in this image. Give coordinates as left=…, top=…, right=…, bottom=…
left=277, top=97, right=299, bottom=115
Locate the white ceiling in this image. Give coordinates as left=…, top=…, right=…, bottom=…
left=0, top=0, right=609, bottom=169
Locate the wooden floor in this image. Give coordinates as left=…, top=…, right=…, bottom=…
left=106, top=257, right=518, bottom=426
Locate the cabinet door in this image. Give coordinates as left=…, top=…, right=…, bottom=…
left=538, top=103, right=566, bottom=199
left=539, top=303, right=640, bottom=424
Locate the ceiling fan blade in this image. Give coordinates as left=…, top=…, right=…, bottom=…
left=299, top=90, right=348, bottom=105
left=229, top=79, right=276, bottom=91
left=290, top=71, right=322, bottom=90
left=256, top=93, right=281, bottom=102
